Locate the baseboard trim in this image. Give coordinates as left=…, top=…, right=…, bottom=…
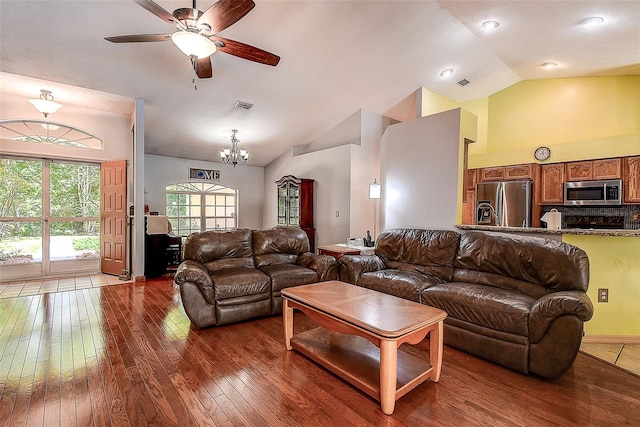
left=582, top=335, right=640, bottom=344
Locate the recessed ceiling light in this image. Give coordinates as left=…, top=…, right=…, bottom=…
left=581, top=16, right=604, bottom=27
left=542, top=62, right=558, bottom=69
left=482, top=20, right=500, bottom=31
left=440, top=68, right=454, bottom=78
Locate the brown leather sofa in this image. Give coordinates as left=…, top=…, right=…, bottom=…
left=174, top=226, right=337, bottom=328
left=340, top=228, right=593, bottom=379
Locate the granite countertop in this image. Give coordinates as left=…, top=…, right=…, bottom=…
left=456, top=224, right=640, bottom=237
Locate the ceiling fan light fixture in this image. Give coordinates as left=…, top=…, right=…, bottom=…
left=29, top=89, right=62, bottom=118
left=171, top=31, right=217, bottom=58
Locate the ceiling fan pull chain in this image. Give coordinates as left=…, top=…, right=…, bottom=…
left=190, top=55, right=198, bottom=91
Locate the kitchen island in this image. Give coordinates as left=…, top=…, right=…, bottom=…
left=456, top=225, right=640, bottom=342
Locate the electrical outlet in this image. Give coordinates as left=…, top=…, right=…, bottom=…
left=597, top=288, right=609, bottom=303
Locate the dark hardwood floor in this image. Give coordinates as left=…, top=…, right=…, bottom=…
left=1, top=277, right=639, bottom=426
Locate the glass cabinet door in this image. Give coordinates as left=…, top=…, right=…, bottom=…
left=277, top=186, right=287, bottom=225
left=288, top=183, right=300, bottom=225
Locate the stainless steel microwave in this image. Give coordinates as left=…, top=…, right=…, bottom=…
left=564, top=179, right=622, bottom=206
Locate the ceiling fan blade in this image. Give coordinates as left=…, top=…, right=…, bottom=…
left=105, top=34, right=170, bottom=43
left=134, top=0, right=177, bottom=25
left=195, top=57, right=213, bottom=79
left=198, top=0, right=255, bottom=35
left=211, top=36, right=280, bottom=66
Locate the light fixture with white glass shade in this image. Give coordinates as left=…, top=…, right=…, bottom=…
left=171, top=31, right=217, bottom=58
left=29, top=89, right=62, bottom=118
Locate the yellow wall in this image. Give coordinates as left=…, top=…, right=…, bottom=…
left=562, top=235, right=640, bottom=338
left=474, top=76, right=640, bottom=167
left=419, top=87, right=489, bottom=156
left=421, top=76, right=640, bottom=169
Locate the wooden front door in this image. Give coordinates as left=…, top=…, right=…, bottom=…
left=100, top=160, right=127, bottom=275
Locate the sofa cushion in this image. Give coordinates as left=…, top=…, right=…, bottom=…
left=183, top=228, right=254, bottom=272
left=259, top=263, right=319, bottom=292
left=422, top=282, right=535, bottom=336
left=375, top=229, right=460, bottom=281
left=252, top=226, right=310, bottom=268
left=211, top=267, right=270, bottom=301
left=454, top=231, right=589, bottom=294
left=360, top=270, right=445, bottom=303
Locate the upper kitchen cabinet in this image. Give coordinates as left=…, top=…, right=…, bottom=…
left=565, top=158, right=622, bottom=181
left=479, top=166, right=504, bottom=181
left=593, top=158, right=622, bottom=179
left=540, top=163, right=565, bottom=204
left=565, top=161, right=592, bottom=181
left=276, top=175, right=315, bottom=250
left=479, top=164, right=534, bottom=182
left=505, top=164, right=535, bottom=180
left=623, top=156, right=640, bottom=203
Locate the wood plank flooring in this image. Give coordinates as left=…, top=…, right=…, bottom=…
left=1, top=277, right=639, bottom=426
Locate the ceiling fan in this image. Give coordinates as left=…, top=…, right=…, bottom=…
left=105, top=0, right=280, bottom=79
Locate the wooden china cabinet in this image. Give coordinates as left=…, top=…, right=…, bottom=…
left=276, top=175, right=315, bottom=250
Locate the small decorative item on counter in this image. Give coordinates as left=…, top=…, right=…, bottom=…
left=541, top=208, right=562, bottom=230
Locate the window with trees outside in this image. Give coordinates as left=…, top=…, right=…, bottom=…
left=166, top=182, right=237, bottom=238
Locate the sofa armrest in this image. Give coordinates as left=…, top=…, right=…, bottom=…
left=296, top=252, right=337, bottom=281
left=529, top=291, right=594, bottom=343
left=339, top=255, right=386, bottom=285
left=174, top=260, right=215, bottom=304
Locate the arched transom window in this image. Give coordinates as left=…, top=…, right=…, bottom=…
left=165, top=182, right=237, bottom=238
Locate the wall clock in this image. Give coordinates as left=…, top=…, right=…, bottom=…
left=534, top=146, right=551, bottom=161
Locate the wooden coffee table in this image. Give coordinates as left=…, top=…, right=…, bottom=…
left=282, top=280, right=447, bottom=415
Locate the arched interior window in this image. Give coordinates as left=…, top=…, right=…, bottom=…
left=165, top=182, right=238, bottom=238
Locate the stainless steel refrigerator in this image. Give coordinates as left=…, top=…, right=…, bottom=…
left=476, top=180, right=532, bottom=227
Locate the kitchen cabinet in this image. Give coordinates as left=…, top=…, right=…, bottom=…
left=461, top=189, right=475, bottom=225
left=623, top=156, right=640, bottom=203
left=593, top=158, right=621, bottom=179
left=566, top=158, right=622, bottom=181
left=505, top=164, right=534, bottom=180
left=540, top=163, right=565, bottom=204
left=479, top=164, right=534, bottom=182
left=465, top=168, right=479, bottom=190
left=565, top=161, right=592, bottom=181
left=276, top=175, right=315, bottom=250
left=479, top=167, right=505, bottom=181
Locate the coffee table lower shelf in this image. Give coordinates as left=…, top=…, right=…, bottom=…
left=291, top=327, right=434, bottom=403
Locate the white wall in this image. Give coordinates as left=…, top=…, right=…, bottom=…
left=1, top=92, right=132, bottom=162
left=264, top=145, right=352, bottom=248
left=144, top=154, right=264, bottom=229
left=381, top=109, right=464, bottom=231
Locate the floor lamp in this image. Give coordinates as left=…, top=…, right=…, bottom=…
left=369, top=179, right=381, bottom=243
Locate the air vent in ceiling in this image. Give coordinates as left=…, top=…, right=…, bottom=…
left=457, top=79, right=470, bottom=87
left=234, top=101, right=253, bottom=110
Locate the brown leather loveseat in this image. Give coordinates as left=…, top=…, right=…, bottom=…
left=340, top=228, right=593, bottom=378
left=174, top=226, right=337, bottom=328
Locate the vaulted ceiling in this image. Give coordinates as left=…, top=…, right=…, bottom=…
left=1, top=1, right=638, bottom=166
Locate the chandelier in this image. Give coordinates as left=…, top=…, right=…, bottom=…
left=219, top=129, right=249, bottom=167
